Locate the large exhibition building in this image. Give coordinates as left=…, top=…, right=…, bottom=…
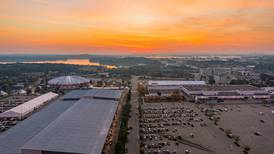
left=146, top=80, right=271, bottom=102
left=181, top=84, right=270, bottom=102
left=0, top=89, right=123, bottom=154
left=147, top=80, right=206, bottom=96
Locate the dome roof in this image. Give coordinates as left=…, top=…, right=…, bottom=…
left=48, top=76, right=90, bottom=86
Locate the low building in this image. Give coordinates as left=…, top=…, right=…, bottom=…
left=181, top=85, right=270, bottom=102
left=147, top=80, right=206, bottom=96
left=148, top=80, right=206, bottom=86
left=0, top=92, right=58, bottom=118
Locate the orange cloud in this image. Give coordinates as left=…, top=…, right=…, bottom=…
left=0, top=0, right=274, bottom=54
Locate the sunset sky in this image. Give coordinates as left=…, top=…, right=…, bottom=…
left=1, top=0, right=274, bottom=55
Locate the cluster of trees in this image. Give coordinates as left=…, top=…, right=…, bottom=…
left=0, top=54, right=92, bottom=62
left=115, top=93, right=131, bottom=154
left=144, top=96, right=161, bottom=102
left=256, top=64, right=274, bottom=71
left=110, top=64, right=194, bottom=79
left=137, top=83, right=148, bottom=96
left=0, top=63, right=79, bottom=76
left=230, top=79, right=249, bottom=85
left=255, top=56, right=274, bottom=71
left=0, top=63, right=103, bottom=77
left=0, top=63, right=104, bottom=93
left=260, top=73, right=274, bottom=86
left=208, top=76, right=216, bottom=85
left=185, top=59, right=256, bottom=68
left=91, top=56, right=161, bottom=67
left=144, top=92, right=183, bottom=103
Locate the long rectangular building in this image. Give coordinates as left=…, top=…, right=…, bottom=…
left=22, top=98, right=118, bottom=154
left=147, top=80, right=206, bottom=96
left=0, top=99, right=76, bottom=154
left=148, top=80, right=206, bottom=86
left=0, top=92, right=58, bottom=118
left=0, top=89, right=123, bottom=154
left=181, top=85, right=270, bottom=102
left=146, top=80, right=270, bottom=102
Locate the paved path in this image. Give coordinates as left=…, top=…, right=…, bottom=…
left=126, top=76, right=140, bottom=154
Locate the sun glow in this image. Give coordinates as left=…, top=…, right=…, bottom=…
left=131, top=14, right=157, bottom=26
left=1, top=0, right=274, bottom=54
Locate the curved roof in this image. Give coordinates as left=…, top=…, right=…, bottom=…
left=48, top=76, right=90, bottom=86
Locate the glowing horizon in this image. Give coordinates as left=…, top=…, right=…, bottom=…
left=1, top=0, right=274, bottom=55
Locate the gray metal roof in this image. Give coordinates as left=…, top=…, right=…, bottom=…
left=183, top=85, right=261, bottom=91
left=63, top=89, right=123, bottom=101
left=84, top=89, right=123, bottom=100
left=62, top=90, right=89, bottom=100
left=148, top=80, right=206, bottom=86
left=0, top=89, right=122, bottom=154
left=22, top=98, right=119, bottom=154
left=0, top=99, right=77, bottom=154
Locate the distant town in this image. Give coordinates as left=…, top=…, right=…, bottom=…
left=0, top=54, right=274, bottom=154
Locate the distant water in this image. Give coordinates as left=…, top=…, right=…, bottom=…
left=0, top=59, right=117, bottom=69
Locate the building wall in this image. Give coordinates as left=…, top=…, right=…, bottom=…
left=42, top=151, right=82, bottom=154
left=22, top=149, right=41, bottom=154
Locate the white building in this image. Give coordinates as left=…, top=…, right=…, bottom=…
left=148, top=80, right=206, bottom=86
left=147, top=80, right=206, bottom=96
left=181, top=85, right=270, bottom=102
left=0, top=92, right=58, bottom=118
left=0, top=91, right=8, bottom=96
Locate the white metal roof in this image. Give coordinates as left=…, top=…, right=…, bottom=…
left=0, top=92, right=58, bottom=118
left=48, top=76, right=90, bottom=86
left=148, top=80, right=206, bottom=86
left=0, top=91, right=8, bottom=96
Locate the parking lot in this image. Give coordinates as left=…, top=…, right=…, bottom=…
left=199, top=103, right=274, bottom=154
left=140, top=102, right=243, bottom=154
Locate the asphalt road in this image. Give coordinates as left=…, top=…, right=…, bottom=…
left=126, top=76, right=140, bottom=154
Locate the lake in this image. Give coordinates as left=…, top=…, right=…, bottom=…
left=0, top=59, right=117, bottom=69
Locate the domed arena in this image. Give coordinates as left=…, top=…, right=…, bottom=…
left=48, top=76, right=90, bottom=89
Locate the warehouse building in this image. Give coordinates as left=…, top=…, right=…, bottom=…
left=147, top=80, right=206, bottom=96
left=148, top=80, right=206, bottom=86
left=0, top=89, right=123, bottom=154
left=146, top=80, right=270, bottom=102
left=0, top=92, right=58, bottom=118
left=181, top=85, right=270, bottom=102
